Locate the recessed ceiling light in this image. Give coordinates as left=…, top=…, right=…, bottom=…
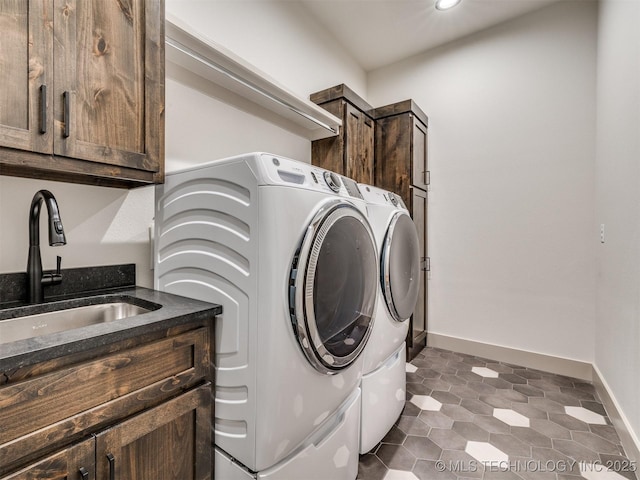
left=435, top=0, right=462, bottom=11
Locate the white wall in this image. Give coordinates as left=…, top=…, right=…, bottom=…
left=0, top=177, right=154, bottom=287
left=0, top=1, right=366, bottom=289
left=367, top=1, right=598, bottom=362
left=165, top=74, right=312, bottom=171
left=165, top=0, right=367, bottom=101
left=594, top=0, right=640, bottom=449
left=164, top=0, right=367, bottom=171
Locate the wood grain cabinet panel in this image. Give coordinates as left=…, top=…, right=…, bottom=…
left=0, top=0, right=53, bottom=154
left=0, top=0, right=164, bottom=188
left=373, top=106, right=429, bottom=207
left=96, top=385, right=211, bottom=480
left=1, top=437, right=94, bottom=480
left=311, top=84, right=375, bottom=184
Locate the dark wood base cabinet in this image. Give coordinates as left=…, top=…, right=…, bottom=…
left=0, top=325, right=213, bottom=480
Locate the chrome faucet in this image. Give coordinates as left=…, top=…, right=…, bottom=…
left=26, top=190, right=67, bottom=303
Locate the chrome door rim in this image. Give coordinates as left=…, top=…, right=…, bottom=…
left=381, top=211, right=420, bottom=322
left=289, top=199, right=377, bottom=374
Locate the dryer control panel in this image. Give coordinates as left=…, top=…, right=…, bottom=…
left=358, top=183, right=408, bottom=211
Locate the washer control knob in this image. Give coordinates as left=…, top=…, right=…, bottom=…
left=323, top=171, right=341, bottom=192
left=390, top=195, right=399, bottom=207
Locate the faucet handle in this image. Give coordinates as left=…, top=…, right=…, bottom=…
left=42, top=256, right=63, bottom=288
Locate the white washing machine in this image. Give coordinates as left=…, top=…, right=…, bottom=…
left=154, top=153, right=378, bottom=480
left=357, top=184, right=421, bottom=454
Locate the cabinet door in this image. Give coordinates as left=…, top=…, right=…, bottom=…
left=359, top=114, right=375, bottom=184
left=96, top=385, right=211, bottom=480
left=311, top=99, right=346, bottom=175
left=0, top=0, right=53, bottom=153
left=1, top=437, right=94, bottom=480
left=344, top=103, right=374, bottom=184
left=374, top=114, right=412, bottom=206
left=52, top=0, right=164, bottom=176
left=409, top=187, right=427, bottom=351
left=412, top=117, right=428, bottom=190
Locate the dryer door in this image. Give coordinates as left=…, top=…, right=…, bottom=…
left=381, top=212, right=421, bottom=322
left=290, top=200, right=378, bottom=374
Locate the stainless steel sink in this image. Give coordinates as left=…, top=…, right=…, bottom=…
left=0, top=302, right=152, bottom=345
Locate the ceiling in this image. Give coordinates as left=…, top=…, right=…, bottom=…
left=300, top=0, right=563, bottom=71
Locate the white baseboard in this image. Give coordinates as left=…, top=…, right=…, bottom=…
left=592, top=364, right=640, bottom=466
left=427, top=333, right=593, bottom=380
left=425, top=333, right=640, bottom=467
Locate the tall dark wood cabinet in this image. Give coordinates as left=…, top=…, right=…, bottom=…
left=0, top=0, right=165, bottom=188
left=310, top=84, right=375, bottom=184
left=373, top=100, right=430, bottom=361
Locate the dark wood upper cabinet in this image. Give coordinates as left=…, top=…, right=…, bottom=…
left=0, top=0, right=165, bottom=188
left=311, top=84, right=375, bottom=184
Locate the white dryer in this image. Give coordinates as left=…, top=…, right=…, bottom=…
left=358, top=184, right=421, bottom=454
left=154, top=153, right=378, bottom=480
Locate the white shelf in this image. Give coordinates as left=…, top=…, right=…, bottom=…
left=165, top=16, right=341, bottom=140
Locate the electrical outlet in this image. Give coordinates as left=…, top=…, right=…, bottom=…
left=600, top=224, right=605, bottom=243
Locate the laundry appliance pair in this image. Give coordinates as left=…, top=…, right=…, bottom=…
left=154, top=152, right=420, bottom=479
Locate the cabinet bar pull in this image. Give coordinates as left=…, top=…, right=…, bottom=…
left=79, top=466, right=89, bottom=480
left=39, top=85, right=47, bottom=134
left=424, top=170, right=430, bottom=186
left=107, top=453, right=115, bottom=480
left=63, top=91, right=70, bottom=138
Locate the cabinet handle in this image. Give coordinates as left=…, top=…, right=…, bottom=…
left=423, top=170, right=430, bottom=186
left=79, top=466, right=89, bottom=480
left=39, top=85, right=47, bottom=134
left=106, top=453, right=115, bottom=480
left=63, top=91, right=70, bottom=138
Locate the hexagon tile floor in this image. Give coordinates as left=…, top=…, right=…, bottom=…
left=357, top=347, right=638, bottom=480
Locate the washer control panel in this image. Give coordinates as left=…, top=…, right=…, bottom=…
left=260, top=153, right=363, bottom=200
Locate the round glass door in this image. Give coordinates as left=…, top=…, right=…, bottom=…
left=381, top=212, right=421, bottom=322
left=289, top=201, right=377, bottom=374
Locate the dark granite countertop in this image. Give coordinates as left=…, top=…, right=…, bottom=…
left=0, top=286, right=222, bottom=372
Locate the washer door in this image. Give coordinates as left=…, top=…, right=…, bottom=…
left=290, top=200, right=378, bottom=374
left=381, top=212, right=421, bottom=322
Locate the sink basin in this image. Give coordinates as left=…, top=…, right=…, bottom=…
left=0, top=300, right=154, bottom=345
